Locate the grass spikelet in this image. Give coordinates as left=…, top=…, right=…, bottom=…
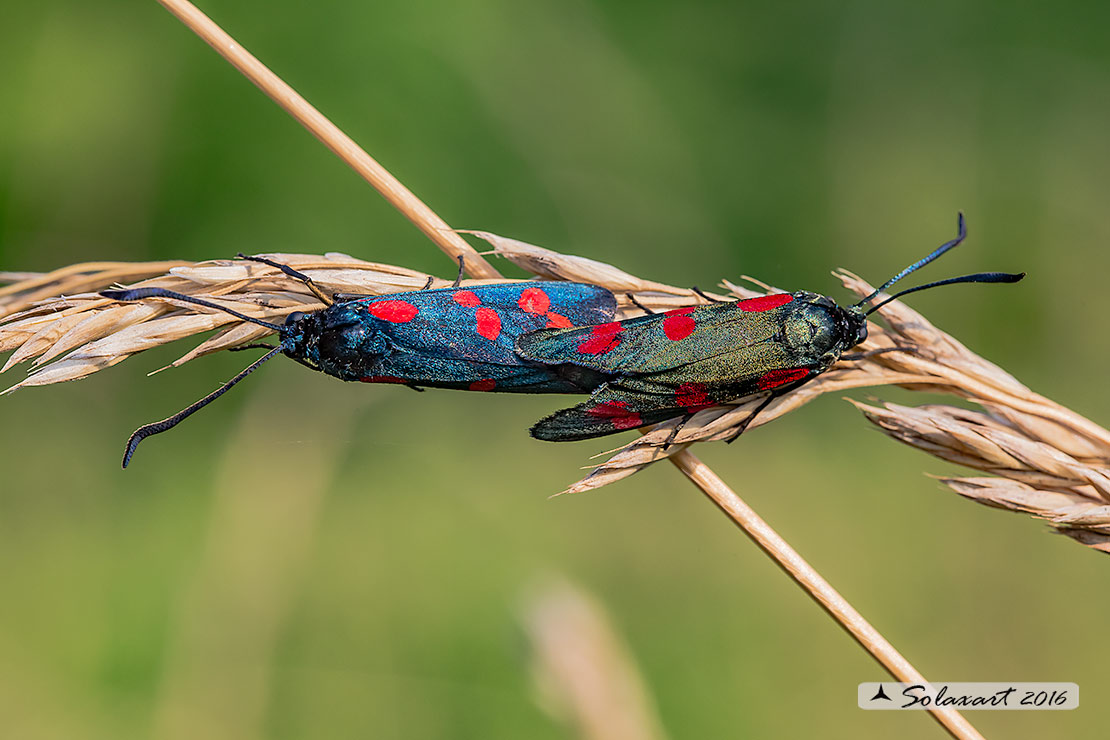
left=3, top=238, right=1108, bottom=551
left=854, top=403, right=1110, bottom=551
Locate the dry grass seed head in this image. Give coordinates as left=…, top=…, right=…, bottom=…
left=3, top=237, right=1108, bottom=552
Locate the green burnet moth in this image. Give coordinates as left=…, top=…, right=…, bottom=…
left=517, top=214, right=1025, bottom=442
left=101, top=256, right=615, bottom=467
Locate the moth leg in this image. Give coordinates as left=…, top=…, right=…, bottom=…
left=692, top=286, right=728, bottom=304
left=839, top=347, right=912, bottom=363
left=238, top=253, right=333, bottom=306
left=422, top=276, right=435, bottom=290
left=406, top=384, right=426, bottom=393
left=724, top=393, right=777, bottom=444
left=661, top=413, right=693, bottom=449
left=626, top=293, right=656, bottom=315
left=228, top=343, right=278, bottom=352
left=452, top=255, right=466, bottom=288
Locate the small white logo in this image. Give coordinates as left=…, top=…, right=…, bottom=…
left=858, top=683, right=1078, bottom=710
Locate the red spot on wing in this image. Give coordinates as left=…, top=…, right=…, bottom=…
left=453, top=290, right=480, bottom=307
left=662, top=307, right=696, bottom=341
left=545, top=312, right=573, bottom=328
left=756, top=368, right=809, bottom=390
left=737, top=294, right=793, bottom=313
left=475, top=307, right=502, bottom=340
left=368, top=300, right=419, bottom=323
left=469, top=379, right=497, bottom=392
left=675, top=382, right=712, bottom=412
left=359, top=375, right=406, bottom=384
left=577, top=322, right=623, bottom=354
left=518, top=287, right=550, bottom=314
left=586, top=400, right=643, bottom=430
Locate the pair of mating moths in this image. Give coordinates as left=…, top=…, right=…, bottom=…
left=102, top=215, right=1023, bottom=467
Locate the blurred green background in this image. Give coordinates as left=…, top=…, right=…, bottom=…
left=2, top=1, right=1108, bottom=738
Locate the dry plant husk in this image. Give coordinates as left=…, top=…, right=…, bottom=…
left=522, top=578, right=667, bottom=740
left=3, top=236, right=1108, bottom=552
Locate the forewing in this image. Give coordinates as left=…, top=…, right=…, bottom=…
left=348, top=282, right=615, bottom=392
left=517, top=294, right=798, bottom=376
left=351, top=282, right=613, bottom=353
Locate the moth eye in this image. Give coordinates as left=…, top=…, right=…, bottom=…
left=285, top=311, right=307, bottom=326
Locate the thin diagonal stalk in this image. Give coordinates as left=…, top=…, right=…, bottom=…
left=155, top=0, right=500, bottom=281
left=147, top=3, right=981, bottom=737
left=674, top=453, right=984, bottom=740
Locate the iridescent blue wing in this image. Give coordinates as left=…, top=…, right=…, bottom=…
left=345, top=282, right=615, bottom=392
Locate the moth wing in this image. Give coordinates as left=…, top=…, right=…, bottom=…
left=352, top=282, right=614, bottom=357
left=487, top=282, right=617, bottom=328
left=615, top=347, right=812, bottom=395
left=531, top=360, right=816, bottom=441
left=530, top=385, right=691, bottom=441
left=349, top=283, right=615, bottom=392
left=517, top=297, right=796, bottom=376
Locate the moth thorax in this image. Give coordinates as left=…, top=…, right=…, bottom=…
left=313, top=321, right=375, bottom=365
left=781, top=304, right=841, bottom=358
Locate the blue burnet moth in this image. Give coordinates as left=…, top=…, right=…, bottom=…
left=102, top=256, right=615, bottom=467
left=517, top=214, right=1025, bottom=442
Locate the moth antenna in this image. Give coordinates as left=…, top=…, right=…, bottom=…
left=854, top=212, right=967, bottom=308
left=237, top=253, right=333, bottom=306
left=121, top=347, right=284, bottom=468
left=100, top=288, right=284, bottom=332
left=864, top=272, right=1025, bottom=316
